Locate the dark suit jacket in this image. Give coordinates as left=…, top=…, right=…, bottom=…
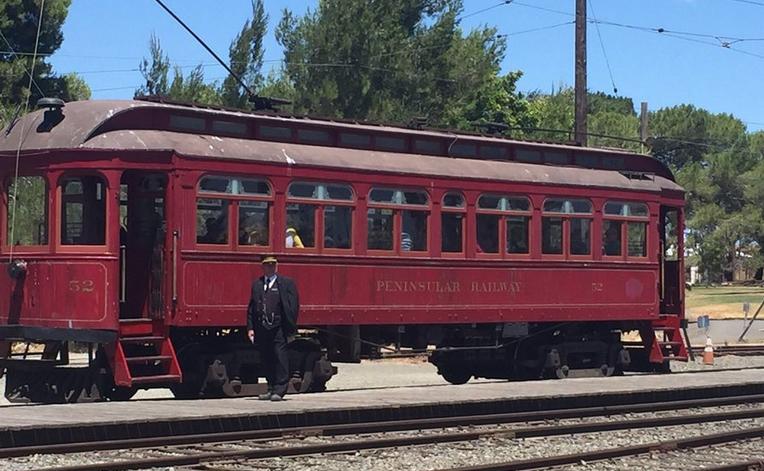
left=247, top=274, right=300, bottom=336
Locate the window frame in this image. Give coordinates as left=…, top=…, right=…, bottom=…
left=475, top=194, right=532, bottom=259
left=366, top=187, right=430, bottom=256
left=195, top=174, right=273, bottom=251
left=541, top=197, right=593, bottom=260
left=285, top=181, right=355, bottom=253
left=601, top=200, right=650, bottom=260
left=441, top=191, right=466, bottom=257
left=57, top=172, right=109, bottom=251
left=3, top=174, right=50, bottom=252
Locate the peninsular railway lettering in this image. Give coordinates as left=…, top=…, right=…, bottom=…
left=376, top=280, right=461, bottom=293
left=376, top=280, right=522, bottom=294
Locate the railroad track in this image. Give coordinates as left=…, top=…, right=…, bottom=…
left=691, top=344, right=764, bottom=357
left=6, top=394, right=764, bottom=471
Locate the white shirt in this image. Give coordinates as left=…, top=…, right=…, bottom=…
left=264, top=275, right=277, bottom=291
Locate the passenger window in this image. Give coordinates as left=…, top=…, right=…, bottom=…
left=602, top=220, right=622, bottom=256
left=507, top=216, right=529, bottom=254
left=238, top=201, right=269, bottom=246
left=60, top=175, right=106, bottom=245
left=324, top=205, right=352, bottom=249
left=542, top=217, right=563, bottom=254
left=6, top=176, right=47, bottom=245
left=286, top=203, right=316, bottom=248
left=442, top=192, right=465, bottom=253
left=368, top=208, right=393, bottom=250
left=477, top=214, right=499, bottom=253
left=197, top=198, right=229, bottom=244
left=570, top=218, right=591, bottom=255
left=628, top=222, right=647, bottom=257
left=402, top=210, right=427, bottom=251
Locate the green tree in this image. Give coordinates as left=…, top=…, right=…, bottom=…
left=220, top=0, right=268, bottom=108
left=0, top=0, right=89, bottom=126
left=275, top=0, right=529, bottom=129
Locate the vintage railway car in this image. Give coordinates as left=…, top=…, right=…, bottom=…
left=0, top=97, right=687, bottom=402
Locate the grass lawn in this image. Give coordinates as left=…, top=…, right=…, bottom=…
left=686, top=285, right=764, bottom=319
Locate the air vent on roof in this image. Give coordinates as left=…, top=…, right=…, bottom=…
left=620, top=171, right=654, bottom=181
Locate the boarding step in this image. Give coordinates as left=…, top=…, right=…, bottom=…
left=126, top=355, right=173, bottom=365
left=119, top=318, right=158, bottom=337
left=658, top=341, right=683, bottom=347
left=130, top=374, right=182, bottom=385
left=120, top=336, right=165, bottom=344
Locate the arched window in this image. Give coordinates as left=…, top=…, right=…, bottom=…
left=367, top=188, right=429, bottom=253
left=603, top=201, right=649, bottom=258
left=542, top=198, right=592, bottom=256
left=476, top=195, right=531, bottom=255
left=197, top=175, right=272, bottom=248
left=286, top=181, right=354, bottom=250
left=5, top=175, right=48, bottom=246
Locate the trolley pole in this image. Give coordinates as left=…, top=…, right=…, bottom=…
left=574, top=0, right=587, bottom=146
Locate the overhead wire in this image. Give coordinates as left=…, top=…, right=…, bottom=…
left=0, top=28, right=45, bottom=97
left=457, top=0, right=513, bottom=21
left=587, top=0, right=618, bottom=94
left=10, top=0, right=46, bottom=261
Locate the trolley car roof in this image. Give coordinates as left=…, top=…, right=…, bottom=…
left=0, top=100, right=682, bottom=194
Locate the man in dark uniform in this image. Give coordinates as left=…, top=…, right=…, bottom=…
left=247, top=255, right=300, bottom=401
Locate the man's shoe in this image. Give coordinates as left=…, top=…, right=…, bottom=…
left=270, top=394, right=283, bottom=402
left=258, top=392, right=272, bottom=400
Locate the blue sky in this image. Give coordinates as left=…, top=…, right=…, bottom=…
left=48, top=0, right=764, bottom=131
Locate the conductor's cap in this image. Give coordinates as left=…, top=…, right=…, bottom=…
left=261, top=256, right=278, bottom=264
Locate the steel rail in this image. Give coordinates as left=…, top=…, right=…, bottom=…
left=439, top=427, right=764, bottom=471
left=697, top=459, right=764, bottom=471
left=29, top=405, right=764, bottom=471
left=6, top=392, right=764, bottom=459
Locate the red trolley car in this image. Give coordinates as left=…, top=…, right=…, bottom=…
left=0, top=97, right=687, bottom=402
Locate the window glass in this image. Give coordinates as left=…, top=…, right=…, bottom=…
left=628, top=221, right=647, bottom=257
left=324, top=205, right=352, bottom=249
left=238, top=201, right=269, bottom=246
left=478, top=195, right=530, bottom=212
left=664, top=210, right=679, bottom=261
left=516, top=149, right=541, bottom=163
left=375, top=136, right=406, bottom=152
left=544, top=198, right=591, bottom=214
left=259, top=125, right=291, bottom=139
left=199, top=175, right=231, bottom=193
left=480, top=145, right=508, bottom=159
left=368, top=208, right=393, bottom=250
left=402, top=210, right=427, bottom=251
left=285, top=203, right=315, bottom=248
left=297, top=128, right=330, bottom=143
left=602, top=156, right=625, bottom=170
left=477, top=214, right=499, bottom=253
left=212, top=120, right=247, bottom=136
left=602, top=220, right=622, bottom=256
left=199, top=176, right=270, bottom=195
left=239, top=179, right=270, bottom=196
left=61, top=176, right=106, bottom=245
left=6, top=176, right=47, bottom=245
left=326, top=184, right=353, bottom=201
left=545, top=151, right=569, bottom=164
left=570, top=218, right=591, bottom=255
left=169, top=114, right=205, bottom=131
left=443, top=192, right=465, bottom=208
left=288, top=182, right=318, bottom=199
left=506, top=216, right=529, bottom=254
left=575, top=153, right=599, bottom=167
left=369, top=188, right=428, bottom=205
left=414, top=139, right=441, bottom=155
left=604, top=202, right=648, bottom=217
left=339, top=133, right=371, bottom=148
left=196, top=198, right=229, bottom=244
left=441, top=212, right=463, bottom=253
left=542, top=217, right=563, bottom=254
left=450, top=142, right=477, bottom=158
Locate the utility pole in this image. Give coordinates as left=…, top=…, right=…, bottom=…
left=640, top=101, right=649, bottom=154
left=574, top=0, right=587, bottom=146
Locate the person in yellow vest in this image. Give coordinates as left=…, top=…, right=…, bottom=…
left=285, top=227, right=304, bottom=248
